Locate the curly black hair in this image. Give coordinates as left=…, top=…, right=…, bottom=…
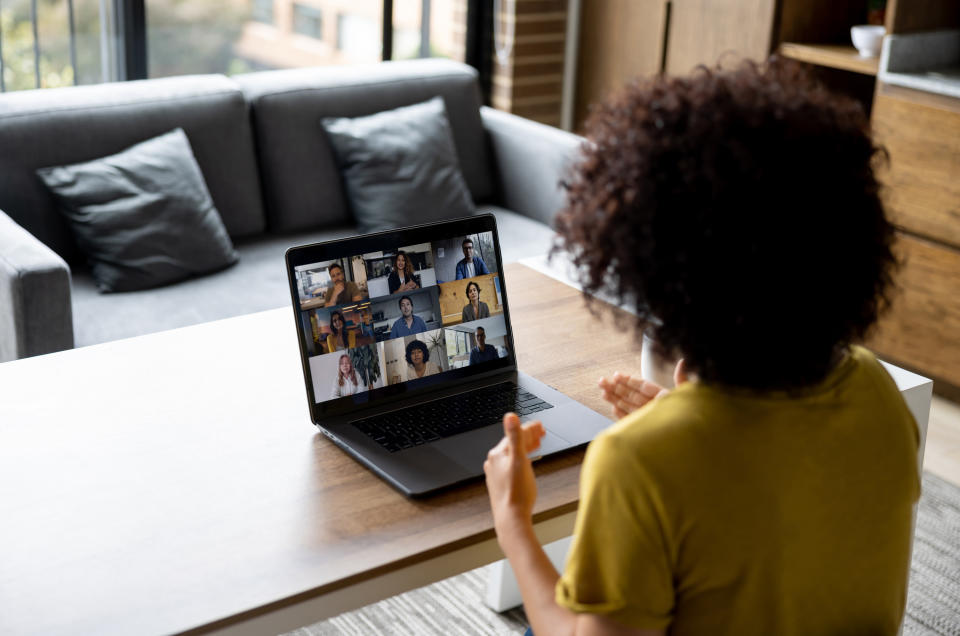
left=554, top=58, right=897, bottom=391
left=405, top=339, right=430, bottom=366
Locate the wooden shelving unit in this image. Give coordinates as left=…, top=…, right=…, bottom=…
left=778, top=42, right=879, bottom=75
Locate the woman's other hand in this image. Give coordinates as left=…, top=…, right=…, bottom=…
left=598, top=361, right=688, bottom=418
left=484, top=413, right=544, bottom=535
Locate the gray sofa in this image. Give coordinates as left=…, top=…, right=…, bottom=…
left=0, top=59, right=582, bottom=362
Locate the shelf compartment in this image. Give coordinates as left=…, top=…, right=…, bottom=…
left=779, top=42, right=880, bottom=75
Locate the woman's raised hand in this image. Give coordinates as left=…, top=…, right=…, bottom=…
left=598, top=361, right=688, bottom=418
left=598, top=373, right=665, bottom=418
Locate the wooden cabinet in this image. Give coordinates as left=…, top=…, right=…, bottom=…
left=869, top=234, right=960, bottom=386
left=574, top=0, right=775, bottom=130
left=569, top=0, right=960, bottom=389
left=868, top=83, right=960, bottom=387
left=872, top=84, right=960, bottom=249
left=574, top=0, right=668, bottom=128
left=771, top=0, right=960, bottom=389
left=663, top=0, right=776, bottom=75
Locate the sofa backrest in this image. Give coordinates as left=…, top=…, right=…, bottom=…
left=0, top=75, right=265, bottom=262
left=234, top=59, right=494, bottom=233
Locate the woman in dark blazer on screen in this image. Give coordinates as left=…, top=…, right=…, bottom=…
left=462, top=280, right=490, bottom=322
left=388, top=251, right=420, bottom=294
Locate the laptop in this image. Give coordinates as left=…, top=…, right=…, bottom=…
left=285, top=214, right=611, bottom=496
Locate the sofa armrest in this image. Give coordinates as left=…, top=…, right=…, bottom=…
left=0, top=209, right=73, bottom=362
left=480, top=106, right=584, bottom=227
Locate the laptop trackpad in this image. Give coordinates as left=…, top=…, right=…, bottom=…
left=530, top=428, right=570, bottom=459
left=436, top=426, right=572, bottom=473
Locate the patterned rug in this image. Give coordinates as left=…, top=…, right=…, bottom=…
left=904, top=472, right=960, bottom=635
left=288, top=471, right=960, bottom=636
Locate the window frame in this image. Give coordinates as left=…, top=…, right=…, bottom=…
left=292, top=3, right=324, bottom=40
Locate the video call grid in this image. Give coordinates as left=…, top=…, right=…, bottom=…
left=293, top=233, right=512, bottom=403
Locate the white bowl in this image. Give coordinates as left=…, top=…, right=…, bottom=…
left=851, top=25, right=885, bottom=58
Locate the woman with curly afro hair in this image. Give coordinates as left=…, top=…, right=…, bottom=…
left=484, top=58, right=919, bottom=635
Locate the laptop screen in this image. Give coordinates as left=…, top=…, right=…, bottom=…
left=286, top=216, right=516, bottom=417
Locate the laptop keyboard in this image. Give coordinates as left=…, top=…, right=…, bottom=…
left=352, top=382, right=553, bottom=453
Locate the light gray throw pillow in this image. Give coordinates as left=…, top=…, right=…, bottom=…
left=37, top=128, right=238, bottom=292
left=322, top=97, right=475, bottom=233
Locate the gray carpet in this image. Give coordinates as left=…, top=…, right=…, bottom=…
left=904, top=472, right=960, bottom=635
left=289, top=471, right=960, bottom=635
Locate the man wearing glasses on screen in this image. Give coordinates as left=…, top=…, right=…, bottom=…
left=469, top=327, right=499, bottom=365
left=455, top=238, right=490, bottom=280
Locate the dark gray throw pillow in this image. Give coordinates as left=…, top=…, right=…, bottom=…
left=322, top=97, right=475, bottom=233
left=37, top=128, right=238, bottom=293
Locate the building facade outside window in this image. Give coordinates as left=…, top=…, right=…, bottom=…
left=252, top=0, right=275, bottom=24
left=293, top=4, right=323, bottom=39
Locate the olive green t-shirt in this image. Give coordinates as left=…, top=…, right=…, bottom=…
left=556, top=346, right=919, bottom=634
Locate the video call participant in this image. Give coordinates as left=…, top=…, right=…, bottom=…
left=461, top=280, right=490, bottom=322
left=329, top=354, right=364, bottom=398
left=322, top=263, right=364, bottom=306
left=405, top=340, right=441, bottom=379
left=326, top=310, right=353, bottom=352
left=469, top=327, right=499, bottom=365
left=388, top=250, right=420, bottom=294
left=483, top=60, right=918, bottom=635
left=454, top=237, right=490, bottom=280
left=390, top=295, right=428, bottom=338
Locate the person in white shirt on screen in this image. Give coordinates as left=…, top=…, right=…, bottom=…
left=330, top=354, right=363, bottom=397
left=405, top=340, right=441, bottom=379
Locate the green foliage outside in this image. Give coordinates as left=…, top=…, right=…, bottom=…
left=1, top=0, right=254, bottom=92
left=1, top=0, right=76, bottom=91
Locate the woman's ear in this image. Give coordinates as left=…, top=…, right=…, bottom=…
left=674, top=359, right=689, bottom=386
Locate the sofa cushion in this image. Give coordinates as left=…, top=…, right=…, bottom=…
left=322, top=97, right=474, bottom=233
left=70, top=206, right=554, bottom=347
left=71, top=226, right=357, bottom=347
left=0, top=75, right=265, bottom=263
left=38, top=128, right=239, bottom=292
left=235, top=59, right=494, bottom=232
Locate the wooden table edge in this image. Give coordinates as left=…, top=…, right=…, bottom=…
left=188, top=506, right=579, bottom=635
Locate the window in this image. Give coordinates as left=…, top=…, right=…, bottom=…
left=0, top=0, right=115, bottom=92
left=392, top=0, right=466, bottom=61
left=1, top=0, right=475, bottom=92
left=252, top=0, right=274, bottom=24
left=292, top=4, right=323, bottom=40
left=336, top=12, right=380, bottom=61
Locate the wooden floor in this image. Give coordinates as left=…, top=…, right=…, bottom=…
left=927, top=395, right=960, bottom=487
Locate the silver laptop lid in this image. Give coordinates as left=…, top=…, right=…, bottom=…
left=285, top=215, right=518, bottom=422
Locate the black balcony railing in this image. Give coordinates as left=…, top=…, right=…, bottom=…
left=0, top=0, right=125, bottom=93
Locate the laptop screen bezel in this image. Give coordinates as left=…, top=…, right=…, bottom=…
left=285, top=214, right=519, bottom=421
